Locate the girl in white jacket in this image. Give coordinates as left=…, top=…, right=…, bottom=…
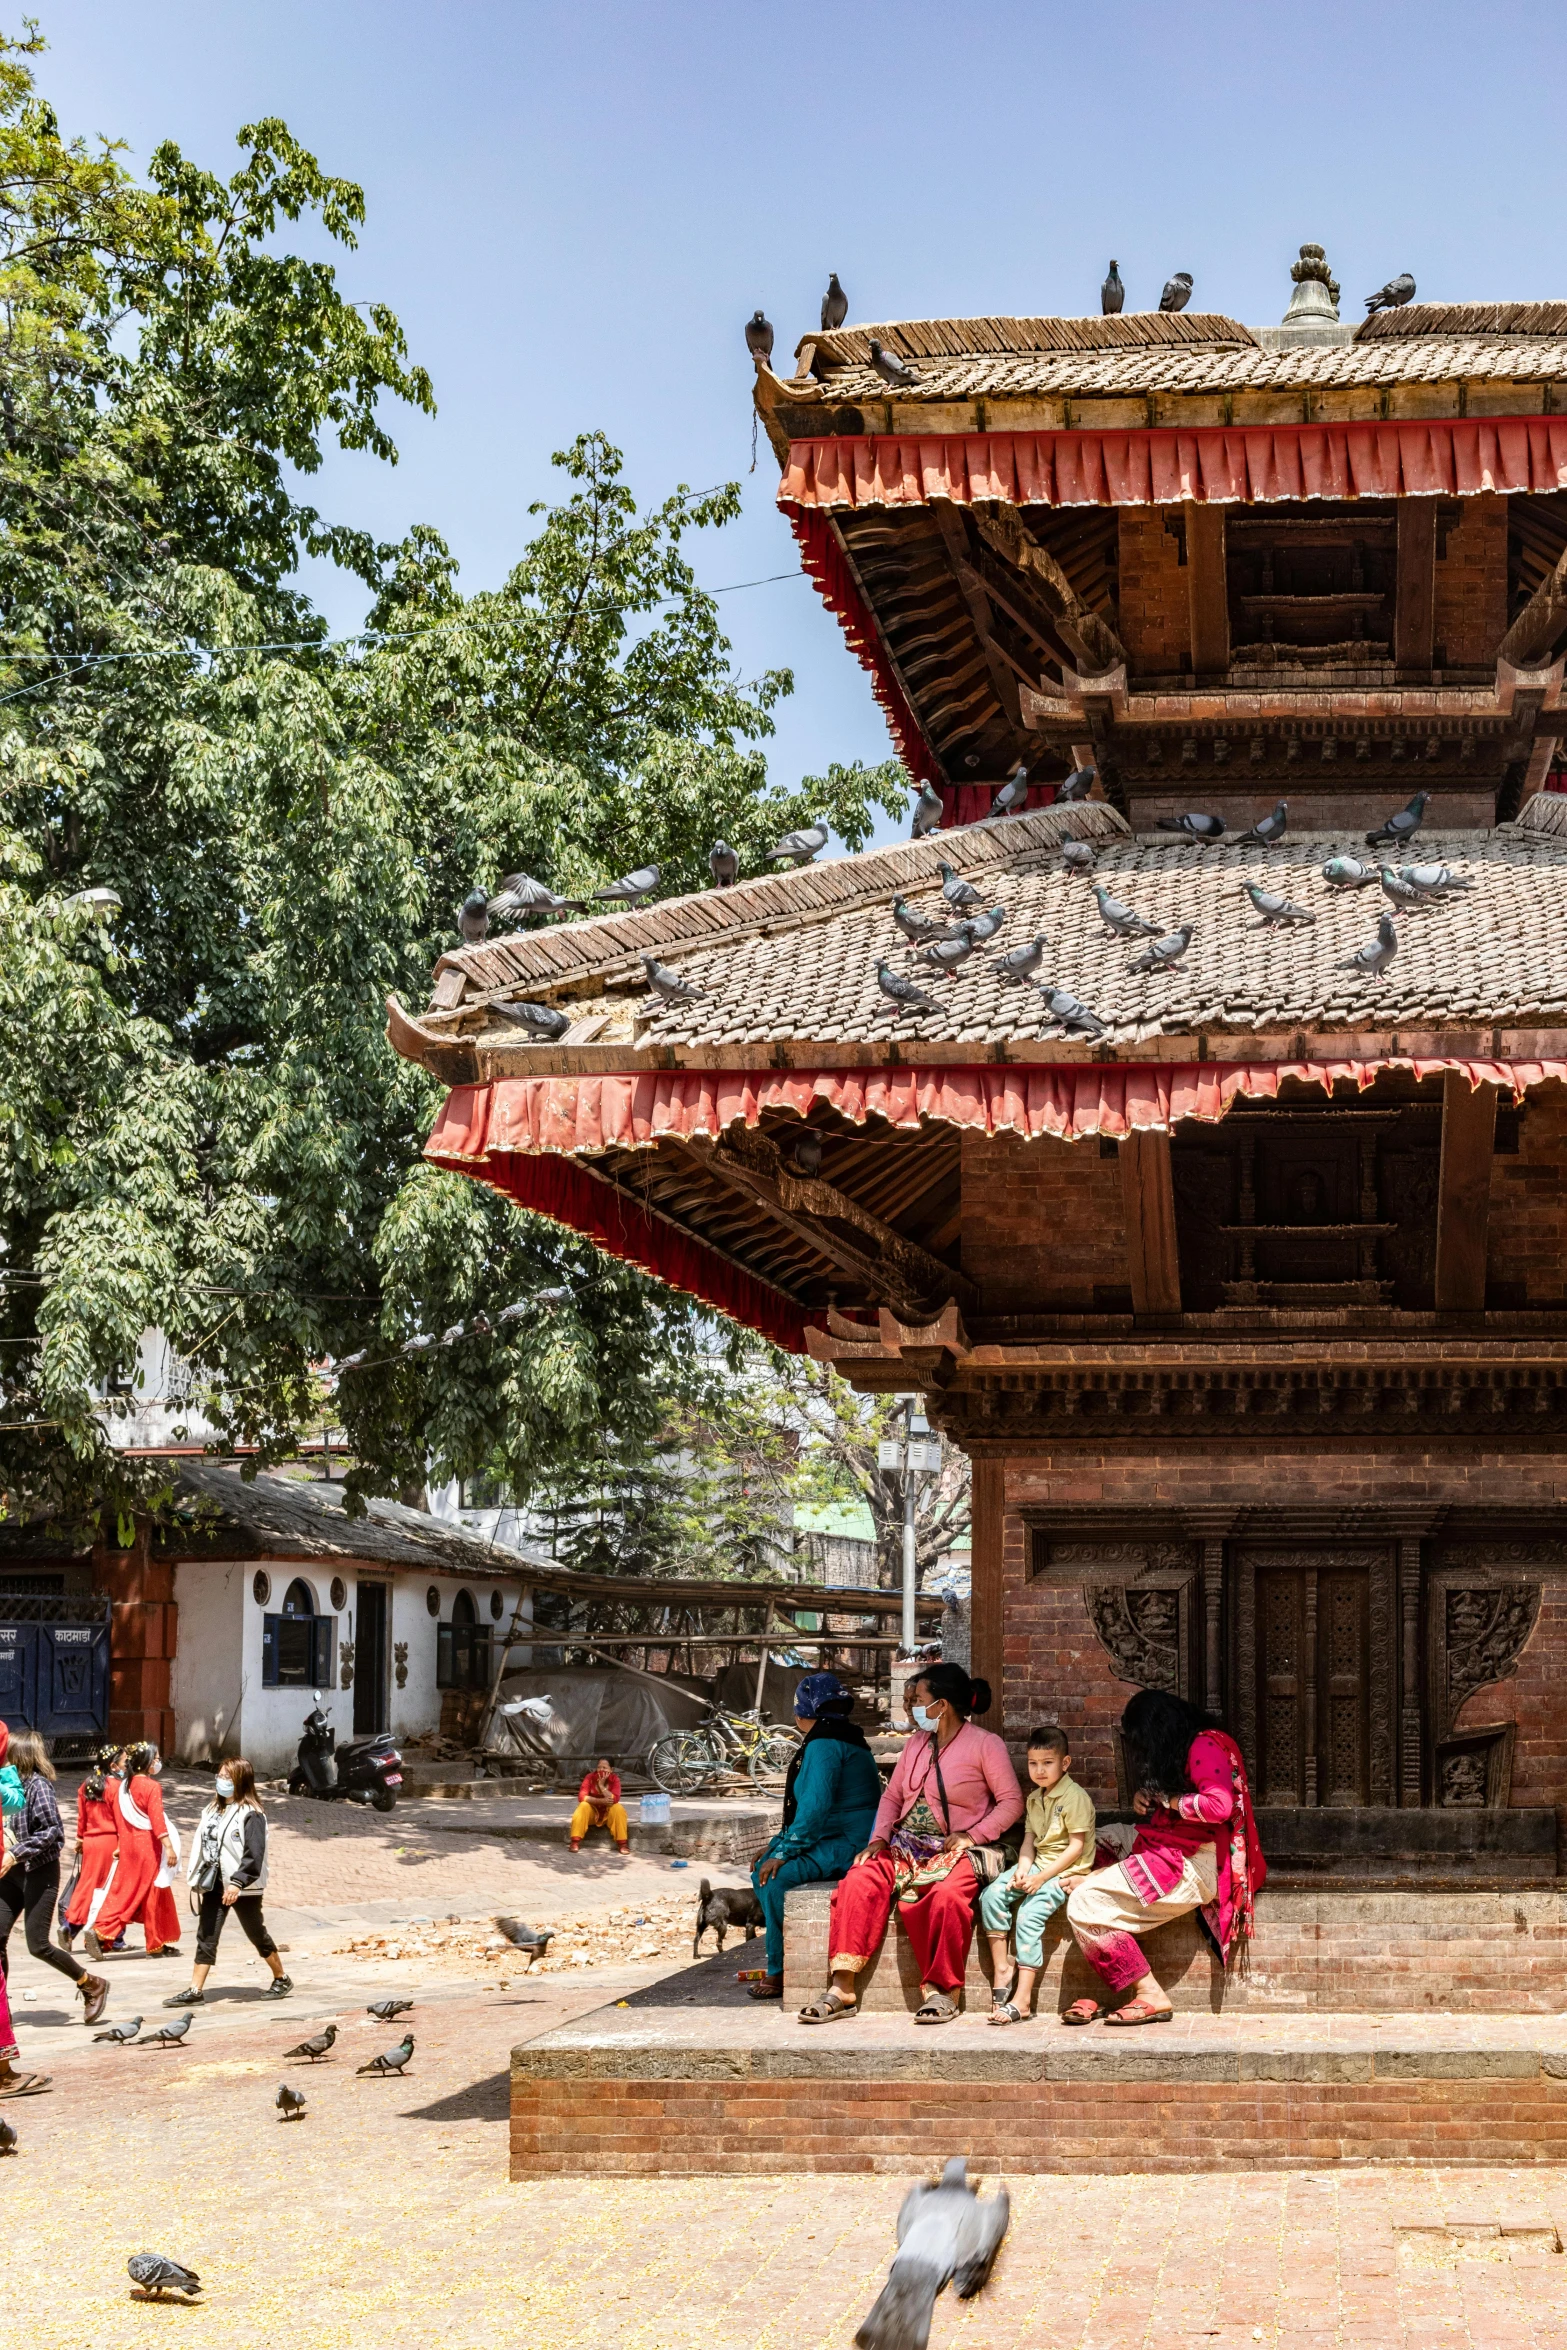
left=164, top=1758, right=291, bottom=2007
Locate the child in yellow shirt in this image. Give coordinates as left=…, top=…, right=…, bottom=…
left=979, top=1724, right=1095, bottom=2024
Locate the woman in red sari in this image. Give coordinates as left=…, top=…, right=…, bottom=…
left=61, top=1745, right=123, bottom=1949
left=81, top=1742, right=182, bottom=1961
left=1065, top=1689, right=1265, bottom=2025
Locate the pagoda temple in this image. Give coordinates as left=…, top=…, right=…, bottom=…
left=391, top=254, right=1567, bottom=1873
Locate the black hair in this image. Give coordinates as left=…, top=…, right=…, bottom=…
left=1120, top=1689, right=1220, bottom=1798
left=1026, top=1723, right=1070, bottom=1756
left=913, top=1661, right=992, bottom=1718
left=84, top=1741, right=119, bottom=1803
left=816, top=1694, right=855, bottom=1717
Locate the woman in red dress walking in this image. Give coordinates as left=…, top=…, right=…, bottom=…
left=81, top=1742, right=182, bottom=1961
left=60, top=1745, right=123, bottom=1950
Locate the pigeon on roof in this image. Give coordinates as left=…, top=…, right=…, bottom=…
left=890, top=896, right=951, bottom=945
left=1322, top=854, right=1379, bottom=890
left=489, top=873, right=573, bottom=922
left=1366, top=791, right=1428, bottom=849
left=1093, top=884, right=1160, bottom=939
left=938, top=862, right=983, bottom=911
left=768, top=821, right=830, bottom=867
left=708, top=840, right=740, bottom=888
left=990, top=768, right=1030, bottom=819
left=1378, top=866, right=1424, bottom=911
left=1242, top=880, right=1315, bottom=927
left=642, top=953, right=705, bottom=1006
left=1061, top=837, right=1096, bottom=875
left=997, top=937, right=1049, bottom=984
left=490, top=998, right=572, bottom=1040
left=854, top=2156, right=1009, bottom=2350
left=1130, top=924, right=1195, bottom=974
left=1157, top=811, right=1226, bottom=844
left=1236, top=801, right=1288, bottom=849
left=821, top=273, right=848, bottom=331
left=1102, top=260, right=1124, bottom=316
left=584, top=863, right=661, bottom=907
left=1159, top=272, right=1193, bottom=313
left=919, top=934, right=976, bottom=978
left=1399, top=862, right=1474, bottom=897
left=1039, top=984, right=1105, bottom=1039
left=869, top=338, right=918, bottom=389
left=910, top=782, right=945, bottom=838
left=745, top=309, right=774, bottom=365
left=877, top=961, right=942, bottom=1016
left=1344, top=913, right=1399, bottom=976
left=1365, top=272, right=1416, bottom=314
left=1056, top=765, right=1097, bottom=802
left=458, top=890, right=488, bottom=945
left=958, top=905, right=1008, bottom=947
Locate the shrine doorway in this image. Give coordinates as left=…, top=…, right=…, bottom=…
left=1237, top=1546, right=1396, bottom=1808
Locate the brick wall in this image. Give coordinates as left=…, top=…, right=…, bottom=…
left=1117, top=507, right=1188, bottom=674
left=1486, top=1082, right=1567, bottom=1307
left=1433, top=493, right=1508, bottom=669
left=960, top=1131, right=1128, bottom=1312
left=1457, top=1583, right=1567, bottom=1808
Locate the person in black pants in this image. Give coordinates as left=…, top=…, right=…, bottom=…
left=165, top=1755, right=290, bottom=2006
left=0, top=1731, right=108, bottom=2024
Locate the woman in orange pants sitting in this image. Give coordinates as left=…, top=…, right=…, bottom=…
left=569, top=1760, right=630, bottom=1853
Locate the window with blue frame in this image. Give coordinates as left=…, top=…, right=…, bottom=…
left=262, top=1577, right=335, bottom=1689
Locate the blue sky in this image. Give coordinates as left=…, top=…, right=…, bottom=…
left=39, top=1, right=1567, bottom=845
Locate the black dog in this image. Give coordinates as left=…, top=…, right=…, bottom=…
left=693, top=1877, right=764, bottom=1957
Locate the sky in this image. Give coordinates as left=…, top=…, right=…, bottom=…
left=36, top=0, right=1567, bottom=848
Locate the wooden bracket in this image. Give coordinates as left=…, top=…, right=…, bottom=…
left=1119, top=1130, right=1182, bottom=1316
left=1434, top=1072, right=1497, bottom=1314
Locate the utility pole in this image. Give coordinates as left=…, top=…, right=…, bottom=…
left=879, top=1397, right=944, bottom=1654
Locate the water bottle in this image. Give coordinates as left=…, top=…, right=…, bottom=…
left=639, top=1792, right=672, bottom=1828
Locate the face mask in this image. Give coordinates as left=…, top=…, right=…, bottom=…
left=214, top=1779, right=235, bottom=1801
left=911, top=1705, right=937, bottom=1732
left=151, top=1758, right=162, bottom=1776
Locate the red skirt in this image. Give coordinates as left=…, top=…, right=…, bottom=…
left=65, top=1831, right=120, bottom=1927
left=93, top=1840, right=182, bottom=1949
left=827, top=1852, right=980, bottom=1995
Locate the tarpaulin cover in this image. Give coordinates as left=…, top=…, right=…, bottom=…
left=486, top=1668, right=707, bottom=1770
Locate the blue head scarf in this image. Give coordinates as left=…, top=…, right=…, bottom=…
left=792, top=1671, right=849, bottom=1719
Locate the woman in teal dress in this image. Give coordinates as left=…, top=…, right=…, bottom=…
left=748, top=1673, right=882, bottom=2000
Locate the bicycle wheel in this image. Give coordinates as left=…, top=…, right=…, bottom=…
left=648, top=1731, right=713, bottom=1794
left=748, top=1728, right=802, bottom=1783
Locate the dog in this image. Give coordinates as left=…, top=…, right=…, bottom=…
left=693, top=1877, right=764, bottom=1957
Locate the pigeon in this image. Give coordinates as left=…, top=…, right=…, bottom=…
left=745, top=309, right=774, bottom=365
left=489, top=998, right=572, bottom=1041
left=990, top=768, right=1030, bottom=819
left=488, top=872, right=572, bottom=922
left=1131, top=924, right=1195, bottom=974
left=788, top=1129, right=823, bottom=1178
left=1365, top=791, right=1428, bottom=848
left=821, top=273, right=848, bottom=331
left=938, top=862, right=983, bottom=911
left=877, top=961, right=942, bottom=1017
left=366, top=1997, right=416, bottom=2022
left=1398, top=862, right=1474, bottom=897
left=890, top=895, right=949, bottom=945
left=1378, top=865, right=1423, bottom=910
left=996, top=938, right=1049, bottom=985
left=282, top=2025, right=337, bottom=2062
left=1242, top=879, right=1315, bottom=927
left=585, top=863, right=661, bottom=907
left=1037, top=985, right=1106, bottom=1039
left=458, top=890, right=489, bottom=945
left=1236, top=800, right=1288, bottom=849
left=276, top=2083, right=307, bottom=2121
left=1157, top=811, right=1226, bottom=844
left=1365, top=272, right=1416, bottom=315
left=642, top=953, right=705, bottom=1006
left=708, top=839, right=740, bottom=888
left=1056, top=765, right=1097, bottom=802
left=854, top=2156, right=1010, bottom=2350
left=144, top=2014, right=192, bottom=2047
left=1322, top=854, right=1380, bottom=890
left=1093, top=884, right=1160, bottom=939
left=1344, top=913, right=1399, bottom=977
left=493, top=1919, right=553, bottom=1957
left=910, top=782, right=945, bottom=838
left=919, top=934, right=976, bottom=979
left=357, top=2032, right=415, bottom=2077
left=1061, top=837, right=1096, bottom=875
left=1159, top=271, right=1194, bottom=313
left=94, top=2015, right=143, bottom=2045
left=0, top=2116, right=14, bottom=2154
left=957, top=904, right=1007, bottom=947
left=1101, top=260, right=1124, bottom=316
left=868, top=338, right=917, bottom=390
left=127, top=2254, right=201, bottom=2299
left=768, top=822, right=830, bottom=867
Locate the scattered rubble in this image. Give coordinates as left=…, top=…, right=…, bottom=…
left=332, top=1892, right=739, bottom=1975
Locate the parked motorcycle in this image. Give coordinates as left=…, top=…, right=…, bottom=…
left=287, top=1694, right=402, bottom=1811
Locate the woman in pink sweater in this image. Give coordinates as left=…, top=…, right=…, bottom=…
left=799, top=1661, right=1023, bottom=2027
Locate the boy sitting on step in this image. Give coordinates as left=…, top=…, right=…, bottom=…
left=979, top=1724, right=1095, bottom=2025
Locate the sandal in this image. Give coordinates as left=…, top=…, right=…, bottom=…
left=1103, top=1998, right=1174, bottom=2027
left=986, top=2001, right=1027, bottom=2026
left=746, top=1977, right=784, bottom=2001
left=914, top=1992, right=959, bottom=2025
left=990, top=1975, right=1018, bottom=2015
left=798, top=1988, right=857, bottom=2024
left=0, top=2073, right=51, bottom=2097
left=1061, top=1998, right=1102, bottom=2027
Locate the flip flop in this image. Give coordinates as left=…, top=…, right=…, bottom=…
left=0, top=2073, right=52, bottom=2097
left=986, top=2001, right=1027, bottom=2026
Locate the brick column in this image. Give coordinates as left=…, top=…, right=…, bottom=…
left=969, top=1455, right=1005, bottom=1732
left=1398, top=1536, right=1424, bottom=1807
left=92, top=1523, right=177, bottom=1755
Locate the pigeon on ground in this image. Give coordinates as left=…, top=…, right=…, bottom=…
left=891, top=896, right=949, bottom=945
left=821, top=273, right=848, bottom=331
left=494, top=1919, right=553, bottom=1957
left=877, top=962, right=942, bottom=1017
left=458, top=890, right=489, bottom=945
left=1037, top=985, right=1106, bottom=1040
left=488, top=873, right=573, bottom=922
left=1061, top=837, right=1096, bottom=875
left=1093, top=884, right=1160, bottom=939
left=1344, top=914, right=1399, bottom=977
left=490, top=998, right=572, bottom=1040
left=1365, top=791, right=1428, bottom=848
left=1322, top=854, right=1380, bottom=890
left=1237, top=800, right=1288, bottom=849
left=1242, top=880, right=1315, bottom=927
left=919, top=934, right=976, bottom=979
left=910, top=782, right=945, bottom=838
left=1131, top=924, right=1195, bottom=974
left=958, top=904, right=1008, bottom=947
left=938, top=862, right=982, bottom=911
left=127, top=2254, right=201, bottom=2299
left=584, top=863, right=661, bottom=908
left=1056, top=765, right=1097, bottom=802
left=367, top=1997, right=416, bottom=2021
left=996, top=937, right=1049, bottom=985
left=868, top=338, right=917, bottom=390
left=0, top=2116, right=14, bottom=2154
left=1157, top=811, right=1226, bottom=844
left=707, top=840, right=740, bottom=888
left=1365, top=272, right=1416, bottom=315
left=276, top=2083, right=307, bottom=2121
left=768, top=821, right=830, bottom=867
left=854, top=2156, right=1010, bottom=2350
left=990, top=768, right=1030, bottom=819
left=1399, top=862, right=1474, bottom=897
left=1159, top=272, right=1194, bottom=313
left=745, top=309, right=774, bottom=365
left=282, top=2025, right=337, bottom=2062
left=642, top=953, right=705, bottom=1006
left=1378, top=865, right=1424, bottom=911
left=357, top=2032, right=415, bottom=2077
left=1101, top=260, right=1124, bottom=316
left=144, top=2014, right=192, bottom=2047
left=94, top=2016, right=142, bottom=2045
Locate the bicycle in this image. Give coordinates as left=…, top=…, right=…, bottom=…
left=647, top=1704, right=800, bottom=1795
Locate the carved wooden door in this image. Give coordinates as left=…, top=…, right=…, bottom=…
left=1251, top=1555, right=1373, bottom=1806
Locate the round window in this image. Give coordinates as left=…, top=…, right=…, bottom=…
left=329, top=1576, right=347, bottom=1611
left=252, top=1571, right=271, bottom=1607
left=426, top=1585, right=440, bottom=1617
left=490, top=1589, right=505, bottom=1621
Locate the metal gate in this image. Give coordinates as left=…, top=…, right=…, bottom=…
left=0, top=1600, right=111, bottom=1743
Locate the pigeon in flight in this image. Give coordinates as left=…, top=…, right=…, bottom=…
left=1236, top=801, right=1288, bottom=849
left=144, top=2014, right=192, bottom=2047
left=1157, top=811, right=1226, bottom=844
left=708, top=840, right=740, bottom=888
left=1398, top=862, right=1474, bottom=897
left=282, top=2025, right=337, bottom=2062
left=745, top=309, right=774, bottom=365
left=1322, top=854, right=1379, bottom=891
left=1241, top=880, right=1315, bottom=927
left=276, top=2083, right=308, bottom=2121
left=458, top=890, right=489, bottom=945
left=367, top=1997, right=416, bottom=2021
left=1131, top=924, right=1195, bottom=974
left=1056, top=765, right=1097, bottom=802
left=488, top=873, right=573, bottom=922
left=958, top=904, right=1008, bottom=947
left=584, top=863, right=661, bottom=908
left=910, top=782, right=945, bottom=838
left=1061, top=837, right=1096, bottom=875
left=854, top=2156, right=1010, bottom=2350
left=1344, top=914, right=1398, bottom=977
left=642, top=953, right=705, bottom=1006
left=938, top=862, right=983, bottom=911
left=877, top=961, right=942, bottom=1017
left=1159, top=272, right=1194, bottom=314
left=997, top=937, right=1049, bottom=985
left=1365, top=791, right=1428, bottom=848
left=990, top=768, right=1030, bottom=819
left=1093, top=884, right=1160, bottom=940
left=919, top=934, right=976, bottom=979
left=768, top=821, right=830, bottom=867
left=357, top=2032, right=415, bottom=2076
left=1038, top=985, right=1106, bottom=1040
left=1365, top=272, right=1416, bottom=315
left=494, top=1919, right=554, bottom=1958
left=128, top=2254, right=201, bottom=2299
left=868, top=338, right=917, bottom=389
left=1378, top=865, right=1424, bottom=911
left=891, top=895, right=949, bottom=945
left=1101, top=260, right=1125, bottom=316
left=821, top=273, right=848, bottom=331
left=490, top=998, right=572, bottom=1041
left=0, top=2116, right=14, bottom=2154
left=94, top=2016, right=143, bottom=2045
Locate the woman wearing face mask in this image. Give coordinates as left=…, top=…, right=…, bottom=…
left=165, top=1757, right=290, bottom=2006
left=799, top=1661, right=1023, bottom=2027
left=80, top=1742, right=182, bottom=1963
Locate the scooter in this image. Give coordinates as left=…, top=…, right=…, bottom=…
left=287, top=1693, right=402, bottom=1811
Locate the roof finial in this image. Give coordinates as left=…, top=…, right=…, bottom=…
left=1271, top=243, right=1349, bottom=347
